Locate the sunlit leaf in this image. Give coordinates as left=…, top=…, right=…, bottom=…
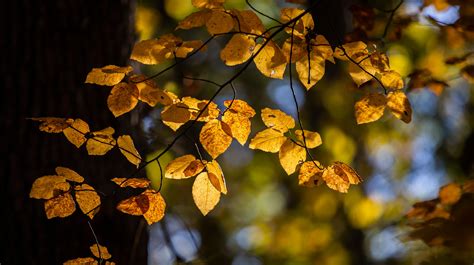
left=192, top=0, right=224, bottom=9
left=131, top=75, right=178, bottom=107
left=116, top=193, right=150, bottom=216
left=298, top=161, right=323, bottom=187
left=85, top=65, right=133, bottom=86
left=30, top=117, right=71, bottom=133
left=141, top=190, right=166, bottom=225
left=111, top=177, right=151, bottom=188
left=44, top=192, right=76, bottom=219
left=192, top=172, right=221, bottom=215
left=89, top=244, right=112, bottom=260
left=381, top=70, right=404, bottom=89
left=63, top=257, right=98, bottom=265
left=63, top=119, right=90, bottom=148
left=165, top=155, right=205, bottom=179
left=206, top=10, right=234, bottom=35
left=55, top=167, right=84, bottom=183
left=107, top=83, right=139, bottom=117
left=387, top=90, right=412, bottom=123
left=279, top=138, right=306, bottom=175
left=176, top=10, right=211, bottom=30
left=220, top=34, right=255, bottom=66
left=222, top=99, right=256, bottom=145
left=280, top=8, right=314, bottom=38
left=354, top=93, right=387, bottom=124
left=74, top=184, right=101, bottom=219
left=295, top=130, right=322, bottom=148
left=117, top=135, right=142, bottom=167
left=161, top=102, right=192, bottom=131
left=230, top=10, right=266, bottom=35
left=261, top=108, right=295, bottom=133
left=254, top=41, right=287, bottom=79
left=86, top=127, right=116, bottom=156
left=206, top=160, right=227, bottom=194
left=322, top=162, right=362, bottom=193
left=199, top=119, right=233, bottom=159
left=249, top=128, right=287, bottom=153
left=30, top=175, right=70, bottom=200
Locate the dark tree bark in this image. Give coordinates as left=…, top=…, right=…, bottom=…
left=1, top=1, right=149, bottom=264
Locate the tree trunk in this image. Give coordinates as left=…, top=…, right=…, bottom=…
left=1, top=1, right=148, bottom=264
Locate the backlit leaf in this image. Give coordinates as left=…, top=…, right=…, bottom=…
left=279, top=138, right=306, bottom=175
left=107, top=83, right=139, bottom=117
left=387, top=90, right=412, bottom=123
left=354, top=93, right=387, bottom=124
left=439, top=183, right=462, bottom=205
left=230, top=10, right=266, bottom=35
left=192, top=172, right=221, bottom=215
left=85, top=65, right=132, bottom=86
left=55, top=167, right=84, bottom=183
left=75, top=184, right=101, bottom=219
left=298, top=161, right=324, bottom=187
left=254, top=41, right=287, bottom=79
left=261, top=108, right=295, bottom=133
left=176, top=10, right=211, bottom=30
left=111, top=178, right=151, bottom=188
left=86, top=127, right=116, bottom=156
left=161, top=103, right=192, bottom=131
left=381, top=70, right=404, bottom=89
left=249, top=128, right=287, bottom=153
left=199, top=119, right=233, bottom=159
left=90, top=244, right=112, bottom=260
left=165, top=155, right=205, bottom=179
left=44, top=192, right=76, bottom=219
left=220, top=34, right=255, bottom=66
left=142, top=190, right=166, bottom=225
left=63, top=119, right=90, bottom=148
left=117, top=135, right=142, bottom=167
left=30, top=117, right=71, bottom=133
left=63, top=257, right=97, bottom=265
left=131, top=75, right=178, bottom=106
left=192, top=0, right=224, bottom=9
left=280, top=8, right=314, bottom=38
left=116, top=193, right=150, bottom=216
left=222, top=99, right=255, bottom=145
left=295, top=130, right=322, bottom=148
left=322, top=161, right=362, bottom=193
left=205, top=10, right=234, bottom=35
left=206, top=160, right=227, bottom=194
left=30, top=175, right=70, bottom=200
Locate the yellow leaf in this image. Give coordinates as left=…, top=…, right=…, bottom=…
left=254, top=41, right=287, bottom=79
left=381, top=70, right=404, bottom=89
left=44, top=192, right=76, bottom=219
left=86, top=127, right=116, bottom=156
left=223, top=99, right=256, bottom=117
left=249, top=128, right=287, bottom=153
left=30, top=175, right=70, bottom=199
left=111, top=178, right=151, bottom=188
left=322, top=161, right=362, bottom=193
left=295, top=130, right=322, bottom=148
left=387, top=90, right=412, bottom=123
left=334, top=41, right=368, bottom=61
left=199, top=120, right=233, bottom=159
left=117, top=135, right=142, bottom=167
left=222, top=100, right=255, bottom=145
left=107, top=83, right=139, bottom=117
left=280, top=8, right=314, bottom=38
left=206, top=160, right=227, bottom=194
left=142, top=190, right=166, bottom=225
left=279, top=138, right=306, bottom=175
left=182, top=97, right=220, bottom=122
left=439, top=183, right=462, bottom=205
left=161, top=103, right=192, bottom=131
left=192, top=0, right=224, bottom=9
left=131, top=75, right=178, bottom=107
left=296, top=54, right=326, bottom=90
left=220, top=34, right=255, bottom=66
left=30, top=117, right=71, bottom=133
left=176, top=10, right=211, bottom=30
left=63, top=119, right=90, bottom=148
left=116, top=193, right=150, bottom=216
left=230, top=10, right=266, bottom=35
left=354, top=93, right=387, bottom=124
left=261, top=108, right=295, bottom=133
left=89, top=244, right=112, bottom=260
left=165, top=155, right=205, bottom=179
left=55, top=167, right=84, bottom=183
left=63, top=257, right=97, bottom=265
left=298, top=161, right=323, bottom=187
left=192, top=172, right=221, bottom=215
left=205, top=10, right=234, bottom=35
left=175, top=40, right=205, bottom=58
left=75, top=184, right=101, bottom=219
left=85, top=65, right=133, bottom=86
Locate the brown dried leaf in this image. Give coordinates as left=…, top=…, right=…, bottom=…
left=89, top=244, right=112, bottom=260
left=107, top=83, right=139, bottom=117
left=387, top=90, right=412, bottom=123
left=220, top=34, right=255, bottom=66
left=117, top=135, right=142, bottom=167
left=111, top=177, right=151, bottom=188
left=206, top=160, right=227, bottom=194
left=63, top=119, right=90, bottom=148
left=249, top=128, right=287, bottom=153
left=354, top=93, right=387, bottom=124
left=30, top=117, right=71, bottom=133
left=75, top=184, right=101, bottom=219
left=165, top=155, right=205, bottom=179
left=199, top=120, right=233, bottom=159
left=279, top=138, right=306, bottom=175
left=86, top=127, right=116, bottom=156
left=30, top=175, right=70, bottom=199
left=261, top=108, right=295, bottom=133
left=298, top=161, right=324, bottom=187
left=55, top=167, right=84, bottom=183
left=44, top=192, right=76, bottom=219
left=85, top=65, right=132, bottom=86
left=192, top=172, right=221, bottom=216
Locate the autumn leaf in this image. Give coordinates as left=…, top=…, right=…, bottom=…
left=220, top=34, right=255, bottom=66
left=30, top=175, right=70, bottom=200
left=206, top=10, right=234, bottom=35
left=280, top=8, right=314, bottom=38
left=111, top=177, right=151, bottom=188
left=55, top=166, right=85, bottom=183
left=107, top=82, right=139, bottom=117
left=192, top=0, right=225, bottom=9
left=89, top=244, right=112, bottom=260
left=44, top=192, right=76, bottom=219
left=117, top=135, right=142, bottom=167
left=222, top=99, right=256, bottom=145
left=295, top=130, right=322, bottom=148
left=165, top=155, right=205, bottom=179
left=230, top=10, right=266, bottom=35
left=199, top=119, right=233, bottom=159
left=279, top=138, right=306, bottom=175
left=74, top=184, right=101, bottom=219
left=176, top=10, right=211, bottom=30
left=192, top=172, right=221, bottom=215
left=439, top=183, right=462, bottom=205
left=407, top=69, right=448, bottom=96
left=85, top=65, right=133, bottom=86
left=387, top=90, right=412, bottom=123
left=249, top=128, right=287, bottom=153
left=322, top=161, right=362, bottom=193
left=298, top=161, right=324, bottom=187
left=161, top=102, right=192, bottom=131
left=86, top=127, right=116, bottom=155
left=131, top=75, right=178, bottom=107
left=380, top=70, right=404, bottom=89
left=261, top=108, right=295, bottom=133
left=182, top=97, right=220, bottom=122
left=63, top=257, right=98, bottom=265
left=354, top=93, right=387, bottom=124
left=206, top=160, right=227, bottom=194
left=30, top=117, right=72, bottom=133
left=253, top=41, right=287, bottom=79
left=63, top=118, right=90, bottom=148
left=117, top=193, right=150, bottom=216
left=116, top=190, right=166, bottom=224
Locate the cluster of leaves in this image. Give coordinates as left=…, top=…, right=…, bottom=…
left=63, top=244, right=114, bottom=265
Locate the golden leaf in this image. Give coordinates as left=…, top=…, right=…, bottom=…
left=161, top=103, right=192, bottom=131
left=192, top=172, right=221, bottom=216
left=182, top=97, right=220, bottom=122
left=249, top=128, right=287, bottom=153
left=116, top=193, right=150, bottom=216
left=223, top=99, right=256, bottom=118
left=261, top=108, right=295, bottom=133
left=176, top=10, right=211, bottom=30
left=86, top=127, right=116, bottom=156
left=279, top=138, right=306, bottom=175
left=111, top=178, right=151, bottom=188
left=89, top=244, right=112, bottom=260
left=176, top=40, right=205, bottom=58
left=107, top=83, right=139, bottom=117
left=63, top=257, right=98, bottom=265
left=30, top=175, right=70, bottom=199
left=205, top=10, right=234, bottom=35
left=295, top=130, right=322, bottom=148
left=354, top=93, right=387, bottom=124
left=280, top=8, right=314, bottom=38
left=206, top=160, right=227, bottom=194
left=199, top=120, right=233, bottom=159
left=192, top=0, right=224, bottom=9
left=296, top=54, right=326, bottom=90
left=117, top=135, right=142, bottom=167
left=165, top=155, right=205, bottom=179
left=381, top=70, right=404, bottom=89
left=298, top=161, right=324, bottom=187
left=231, top=10, right=266, bottom=35
left=254, top=41, right=287, bottom=79
left=142, top=190, right=166, bottom=225
left=131, top=75, right=178, bottom=107
left=334, top=41, right=368, bottom=61
left=55, top=167, right=84, bottom=183
left=439, top=183, right=462, bottom=205
left=222, top=100, right=255, bottom=145
left=322, top=162, right=362, bottom=193
left=30, top=117, right=71, bottom=133
left=85, top=65, right=132, bottom=86
left=44, top=192, right=76, bottom=219
left=63, top=119, right=90, bottom=148
left=387, top=90, right=412, bottom=123
left=220, top=34, right=255, bottom=66
left=75, top=184, right=101, bottom=219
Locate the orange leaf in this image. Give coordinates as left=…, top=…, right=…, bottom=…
left=387, top=90, right=412, bottom=123
left=354, top=93, right=387, bottom=124
left=85, top=65, right=132, bottom=86
left=322, top=162, right=362, bottom=193
left=261, top=108, right=295, bottom=133
left=55, top=167, right=84, bottom=183
left=439, top=183, right=462, bottom=205
left=298, top=161, right=324, bottom=187
left=111, top=178, right=151, bottom=188
left=86, top=127, right=116, bottom=156
left=192, top=172, right=221, bottom=215
left=44, top=192, right=76, bottom=219
left=117, top=135, right=142, bottom=167
left=107, top=83, right=139, bottom=117
left=220, top=34, right=255, bottom=66
left=199, top=120, right=233, bottom=159
left=30, top=175, right=70, bottom=200
left=206, top=160, right=227, bottom=194
left=30, top=117, right=71, bottom=133
left=165, top=155, right=205, bottom=179
left=278, top=138, right=306, bottom=175
left=142, top=190, right=166, bottom=225
left=222, top=100, right=256, bottom=145
left=89, top=244, right=112, bottom=260
left=63, top=119, right=90, bottom=148
left=206, top=10, right=234, bottom=35
left=74, top=184, right=101, bottom=219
